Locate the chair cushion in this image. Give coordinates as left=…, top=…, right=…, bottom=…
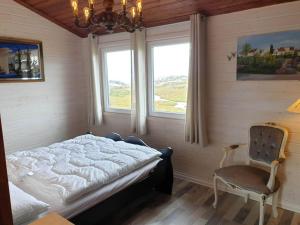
left=215, top=165, right=280, bottom=195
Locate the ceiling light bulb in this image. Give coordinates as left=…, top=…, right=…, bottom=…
left=121, top=0, right=127, bottom=6
left=130, top=6, right=136, bottom=19
left=70, top=0, right=79, bottom=17
left=136, top=0, right=142, bottom=14
left=88, top=0, right=95, bottom=8
left=83, top=7, right=90, bottom=22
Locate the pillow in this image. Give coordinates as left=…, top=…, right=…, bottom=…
left=9, top=182, right=49, bottom=225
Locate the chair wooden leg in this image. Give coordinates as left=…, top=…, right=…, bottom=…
left=213, top=175, right=218, bottom=208
left=244, top=194, right=249, bottom=203
left=272, top=191, right=279, bottom=218
left=259, top=196, right=266, bottom=225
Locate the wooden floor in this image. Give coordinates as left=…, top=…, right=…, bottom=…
left=108, top=179, right=300, bottom=225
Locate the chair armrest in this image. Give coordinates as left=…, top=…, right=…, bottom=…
left=267, top=159, right=284, bottom=191
left=219, top=144, right=247, bottom=168
left=267, top=160, right=280, bottom=191
left=278, top=157, right=285, bottom=163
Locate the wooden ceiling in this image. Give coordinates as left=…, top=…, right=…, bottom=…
left=14, top=0, right=297, bottom=38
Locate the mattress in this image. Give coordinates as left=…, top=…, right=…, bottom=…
left=18, top=159, right=161, bottom=224
left=7, top=134, right=162, bottom=203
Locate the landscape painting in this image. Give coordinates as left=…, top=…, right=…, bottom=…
left=237, top=30, right=300, bottom=80
left=0, top=37, right=44, bottom=82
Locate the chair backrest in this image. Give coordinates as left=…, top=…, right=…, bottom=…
left=249, top=123, right=288, bottom=165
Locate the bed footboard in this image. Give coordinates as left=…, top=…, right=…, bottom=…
left=155, top=147, right=174, bottom=195
left=121, top=135, right=173, bottom=195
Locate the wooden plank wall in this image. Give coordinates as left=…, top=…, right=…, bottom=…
left=0, top=0, right=91, bottom=223
left=0, top=0, right=89, bottom=154
left=92, top=1, right=300, bottom=213
left=205, top=1, right=300, bottom=212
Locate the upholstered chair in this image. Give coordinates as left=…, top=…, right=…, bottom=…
left=213, top=123, right=288, bottom=225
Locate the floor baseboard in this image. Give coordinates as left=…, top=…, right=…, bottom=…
left=174, top=170, right=300, bottom=214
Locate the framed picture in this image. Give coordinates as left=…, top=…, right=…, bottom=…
left=0, top=37, right=44, bottom=82
left=237, top=30, right=300, bottom=80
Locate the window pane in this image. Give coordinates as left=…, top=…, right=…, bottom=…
left=153, top=43, right=190, bottom=113
left=105, top=50, right=131, bottom=110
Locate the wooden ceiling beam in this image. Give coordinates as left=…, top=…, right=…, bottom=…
left=14, top=0, right=298, bottom=38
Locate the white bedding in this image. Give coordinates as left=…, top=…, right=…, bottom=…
left=9, top=182, right=49, bottom=225
left=18, top=159, right=161, bottom=223
left=16, top=159, right=160, bottom=225
left=7, top=134, right=162, bottom=203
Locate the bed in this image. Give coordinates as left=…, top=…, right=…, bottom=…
left=6, top=132, right=173, bottom=225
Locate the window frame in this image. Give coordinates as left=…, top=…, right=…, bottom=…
left=101, top=45, right=132, bottom=114
left=147, top=37, right=190, bottom=119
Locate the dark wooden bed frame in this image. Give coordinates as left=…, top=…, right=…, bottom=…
left=0, top=127, right=173, bottom=225
left=0, top=117, right=14, bottom=225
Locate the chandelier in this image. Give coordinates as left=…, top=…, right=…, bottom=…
left=70, top=0, right=144, bottom=34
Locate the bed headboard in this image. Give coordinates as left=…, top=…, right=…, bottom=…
left=0, top=117, right=13, bottom=225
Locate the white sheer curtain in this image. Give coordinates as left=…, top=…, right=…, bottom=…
left=88, top=34, right=103, bottom=127
left=185, top=14, right=208, bottom=147
left=130, top=30, right=147, bottom=136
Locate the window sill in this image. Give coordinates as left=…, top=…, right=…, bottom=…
left=148, top=112, right=186, bottom=120
left=104, top=109, right=131, bottom=114
left=103, top=111, right=131, bottom=119
left=103, top=112, right=185, bottom=121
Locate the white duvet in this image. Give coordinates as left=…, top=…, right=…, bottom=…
left=7, top=135, right=161, bottom=203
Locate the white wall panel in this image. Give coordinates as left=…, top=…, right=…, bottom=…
left=92, top=1, right=300, bottom=212
left=0, top=0, right=88, bottom=153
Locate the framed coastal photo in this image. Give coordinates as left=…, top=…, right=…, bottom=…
left=237, top=30, right=300, bottom=80
left=0, top=37, right=44, bottom=82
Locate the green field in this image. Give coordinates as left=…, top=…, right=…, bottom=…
left=109, top=79, right=187, bottom=113
left=154, top=81, right=187, bottom=113
left=109, top=86, right=131, bottom=110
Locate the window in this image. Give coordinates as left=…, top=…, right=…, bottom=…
left=148, top=39, right=190, bottom=118
left=102, top=47, right=132, bottom=113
